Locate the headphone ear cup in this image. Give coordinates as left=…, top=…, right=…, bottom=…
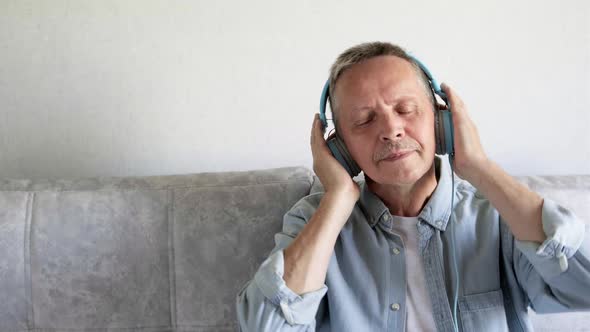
left=326, top=134, right=362, bottom=177
left=334, top=135, right=362, bottom=177
left=434, top=110, right=444, bottom=155
left=434, top=109, right=455, bottom=156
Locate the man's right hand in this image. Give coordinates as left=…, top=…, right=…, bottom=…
left=281, top=115, right=361, bottom=296
left=310, top=113, right=360, bottom=203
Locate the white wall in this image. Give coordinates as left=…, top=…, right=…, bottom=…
left=1, top=0, right=589, bottom=179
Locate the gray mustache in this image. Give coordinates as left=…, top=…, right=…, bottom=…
left=373, top=140, right=420, bottom=162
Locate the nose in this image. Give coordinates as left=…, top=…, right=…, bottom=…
left=379, top=111, right=405, bottom=143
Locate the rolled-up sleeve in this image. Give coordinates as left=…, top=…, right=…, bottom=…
left=236, top=194, right=328, bottom=331
left=255, top=249, right=328, bottom=324
left=512, top=198, right=590, bottom=313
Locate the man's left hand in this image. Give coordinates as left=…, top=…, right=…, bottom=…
left=440, top=83, right=489, bottom=184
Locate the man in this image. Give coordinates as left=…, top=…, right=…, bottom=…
left=236, top=42, right=590, bottom=331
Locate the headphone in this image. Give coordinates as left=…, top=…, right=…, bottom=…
left=318, top=55, right=455, bottom=177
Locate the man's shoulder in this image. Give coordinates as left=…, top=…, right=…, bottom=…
left=454, top=175, right=487, bottom=201
left=286, top=176, right=363, bottom=221
left=291, top=191, right=325, bottom=211
left=285, top=177, right=326, bottom=221
left=453, top=175, right=499, bottom=218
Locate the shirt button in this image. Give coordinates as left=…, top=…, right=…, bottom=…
left=383, top=214, right=390, bottom=221
left=390, top=303, right=400, bottom=311
left=391, top=247, right=400, bottom=255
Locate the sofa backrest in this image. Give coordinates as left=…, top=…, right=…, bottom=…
left=0, top=167, right=313, bottom=331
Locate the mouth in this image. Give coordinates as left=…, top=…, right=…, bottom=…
left=381, top=150, right=414, bottom=162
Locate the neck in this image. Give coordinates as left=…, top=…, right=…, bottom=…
left=366, top=162, right=438, bottom=217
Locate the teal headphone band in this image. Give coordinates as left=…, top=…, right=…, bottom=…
left=319, top=55, right=455, bottom=177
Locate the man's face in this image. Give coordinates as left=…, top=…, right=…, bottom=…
left=333, top=55, right=436, bottom=185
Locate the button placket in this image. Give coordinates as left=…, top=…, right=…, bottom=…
left=386, top=230, right=405, bottom=328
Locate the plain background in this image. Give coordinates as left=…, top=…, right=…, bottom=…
left=1, top=0, right=589, bottom=179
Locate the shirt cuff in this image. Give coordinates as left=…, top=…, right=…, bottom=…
left=515, top=198, right=586, bottom=277
left=253, top=249, right=328, bottom=325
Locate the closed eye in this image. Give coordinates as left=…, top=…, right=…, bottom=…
left=356, top=114, right=375, bottom=126
left=396, top=104, right=418, bottom=114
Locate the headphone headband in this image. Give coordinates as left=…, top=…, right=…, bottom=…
left=407, top=55, right=448, bottom=103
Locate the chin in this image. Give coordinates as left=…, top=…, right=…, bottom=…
left=367, top=169, right=423, bottom=186
left=363, top=153, right=434, bottom=186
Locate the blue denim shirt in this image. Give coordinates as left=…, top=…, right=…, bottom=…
left=236, top=156, right=590, bottom=331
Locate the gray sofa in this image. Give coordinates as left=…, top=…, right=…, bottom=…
left=1, top=166, right=589, bottom=332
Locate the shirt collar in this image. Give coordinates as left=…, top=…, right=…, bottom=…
left=358, top=155, right=455, bottom=231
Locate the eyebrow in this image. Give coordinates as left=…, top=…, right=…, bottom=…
left=350, top=95, right=418, bottom=113
left=350, top=106, right=373, bottom=114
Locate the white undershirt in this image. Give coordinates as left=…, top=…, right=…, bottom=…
left=390, top=215, right=438, bottom=332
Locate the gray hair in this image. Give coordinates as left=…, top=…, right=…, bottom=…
left=328, top=42, right=435, bottom=126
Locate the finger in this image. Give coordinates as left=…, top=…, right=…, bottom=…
left=310, top=114, right=316, bottom=144
left=310, top=114, right=321, bottom=143
left=310, top=114, right=332, bottom=156
left=312, top=113, right=326, bottom=139
left=441, top=82, right=466, bottom=114
left=311, top=114, right=325, bottom=150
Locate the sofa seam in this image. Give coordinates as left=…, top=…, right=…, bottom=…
left=167, top=189, right=177, bottom=328
left=24, top=191, right=34, bottom=329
